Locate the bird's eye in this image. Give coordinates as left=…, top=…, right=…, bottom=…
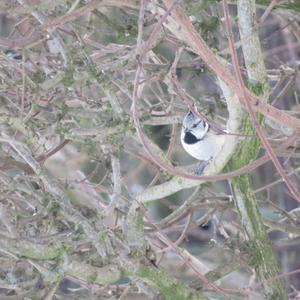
left=192, top=120, right=202, bottom=128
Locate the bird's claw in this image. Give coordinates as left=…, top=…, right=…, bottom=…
left=194, top=160, right=210, bottom=175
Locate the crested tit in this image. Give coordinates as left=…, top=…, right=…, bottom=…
left=181, top=110, right=225, bottom=173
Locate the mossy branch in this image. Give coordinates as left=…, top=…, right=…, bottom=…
left=226, top=0, right=289, bottom=298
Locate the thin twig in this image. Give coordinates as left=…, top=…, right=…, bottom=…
left=161, top=0, right=300, bottom=130
left=222, top=0, right=300, bottom=203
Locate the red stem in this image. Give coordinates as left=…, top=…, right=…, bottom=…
left=222, top=0, right=300, bottom=203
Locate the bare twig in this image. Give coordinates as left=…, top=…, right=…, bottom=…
left=222, top=0, right=300, bottom=202
left=160, top=0, right=300, bottom=130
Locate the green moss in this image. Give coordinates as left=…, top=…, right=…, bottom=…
left=227, top=75, right=288, bottom=298
left=248, top=81, right=268, bottom=97
left=93, top=8, right=137, bottom=44
left=199, top=17, right=220, bottom=34
left=136, top=266, right=207, bottom=300
left=87, top=271, right=98, bottom=283
left=229, top=115, right=262, bottom=172
left=66, top=262, right=121, bottom=285
left=256, top=0, right=300, bottom=11
left=130, top=248, right=144, bottom=258
left=135, top=208, right=144, bottom=233
left=49, top=202, right=61, bottom=214
left=281, top=3, right=300, bottom=11
left=255, top=0, right=272, bottom=4
left=31, top=293, right=41, bottom=300
left=32, top=70, right=46, bottom=83
left=62, top=68, right=75, bottom=87
left=78, top=116, right=93, bottom=126
left=188, top=0, right=218, bottom=15
left=18, top=241, right=67, bottom=260
left=245, top=240, right=286, bottom=300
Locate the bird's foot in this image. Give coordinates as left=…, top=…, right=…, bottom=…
left=194, top=160, right=210, bottom=175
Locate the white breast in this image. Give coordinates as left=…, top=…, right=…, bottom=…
left=181, top=132, right=225, bottom=161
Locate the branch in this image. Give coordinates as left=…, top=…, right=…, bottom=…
left=0, top=136, right=112, bottom=262
left=160, top=0, right=300, bottom=131
left=224, top=0, right=300, bottom=202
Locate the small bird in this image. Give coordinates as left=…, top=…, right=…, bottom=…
left=181, top=110, right=225, bottom=173
left=3, top=49, right=22, bottom=63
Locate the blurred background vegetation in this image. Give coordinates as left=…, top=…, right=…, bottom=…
left=0, top=0, right=300, bottom=299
